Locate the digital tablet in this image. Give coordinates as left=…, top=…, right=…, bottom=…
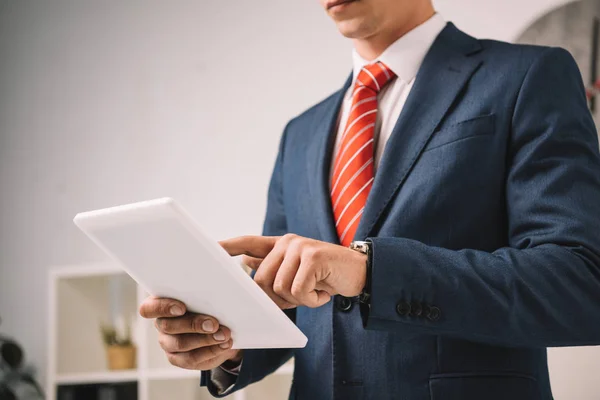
left=73, top=198, right=307, bottom=349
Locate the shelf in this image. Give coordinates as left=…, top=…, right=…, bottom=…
left=55, top=362, right=291, bottom=385
left=51, top=262, right=124, bottom=278
left=55, top=273, right=138, bottom=375
left=146, top=367, right=200, bottom=380
left=56, top=370, right=138, bottom=385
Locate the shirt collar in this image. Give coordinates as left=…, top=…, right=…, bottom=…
left=352, top=13, right=446, bottom=84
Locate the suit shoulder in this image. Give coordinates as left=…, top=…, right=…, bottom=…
left=479, top=38, right=549, bottom=56
left=467, top=38, right=582, bottom=95
left=477, top=39, right=577, bottom=72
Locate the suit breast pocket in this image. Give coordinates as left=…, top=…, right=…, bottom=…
left=429, top=373, right=542, bottom=400
left=424, top=113, right=495, bottom=152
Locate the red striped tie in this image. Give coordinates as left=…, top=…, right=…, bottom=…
left=331, top=62, right=396, bottom=246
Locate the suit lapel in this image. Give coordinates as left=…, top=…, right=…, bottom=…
left=306, top=74, right=353, bottom=243
left=354, top=23, right=483, bottom=241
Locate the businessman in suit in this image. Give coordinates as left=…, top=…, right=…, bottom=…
left=139, top=0, right=600, bottom=398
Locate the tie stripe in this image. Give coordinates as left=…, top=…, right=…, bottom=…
left=331, top=62, right=396, bottom=246
left=349, top=96, right=377, bottom=114
left=338, top=108, right=377, bottom=146
left=335, top=177, right=374, bottom=226
left=352, top=85, right=368, bottom=98
left=340, top=207, right=365, bottom=244
left=331, top=138, right=373, bottom=196
left=331, top=122, right=375, bottom=180
left=332, top=108, right=377, bottom=175
left=378, top=62, right=392, bottom=80
left=362, top=68, right=380, bottom=91
left=332, top=158, right=374, bottom=211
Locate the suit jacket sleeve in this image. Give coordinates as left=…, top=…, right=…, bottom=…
left=363, top=47, right=600, bottom=347
left=202, top=123, right=296, bottom=396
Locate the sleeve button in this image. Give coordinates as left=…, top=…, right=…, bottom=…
left=336, top=296, right=353, bottom=312
left=395, top=301, right=411, bottom=316
left=411, top=302, right=423, bottom=317
left=427, top=305, right=441, bottom=321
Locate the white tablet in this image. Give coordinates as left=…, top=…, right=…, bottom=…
left=73, top=198, right=307, bottom=349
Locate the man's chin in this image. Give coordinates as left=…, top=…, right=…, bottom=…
left=335, top=19, right=372, bottom=39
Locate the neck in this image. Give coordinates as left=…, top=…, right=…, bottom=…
left=353, top=8, right=436, bottom=61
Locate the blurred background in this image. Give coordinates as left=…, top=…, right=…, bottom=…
left=1, top=0, right=600, bottom=399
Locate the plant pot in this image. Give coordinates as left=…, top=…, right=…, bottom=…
left=106, top=345, right=136, bottom=370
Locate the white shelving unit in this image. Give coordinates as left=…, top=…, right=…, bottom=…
left=47, top=262, right=293, bottom=400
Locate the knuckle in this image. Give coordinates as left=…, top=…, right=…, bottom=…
left=191, top=316, right=201, bottom=333
left=258, top=283, right=271, bottom=295
left=281, top=233, right=297, bottom=243
left=255, top=275, right=268, bottom=288
left=290, top=283, right=304, bottom=298
left=272, top=280, right=286, bottom=296
left=170, top=335, right=182, bottom=351
left=294, top=236, right=306, bottom=246
left=160, top=302, right=172, bottom=316
left=166, top=352, right=180, bottom=367
left=208, top=344, right=222, bottom=358
left=159, top=334, right=178, bottom=352
left=157, top=334, right=167, bottom=350
left=287, top=239, right=302, bottom=253
left=304, top=244, right=321, bottom=260
left=158, top=318, right=170, bottom=333
left=186, top=349, right=201, bottom=366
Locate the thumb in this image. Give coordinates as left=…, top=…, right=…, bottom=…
left=241, top=255, right=263, bottom=271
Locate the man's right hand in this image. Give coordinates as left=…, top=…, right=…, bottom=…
left=139, top=296, right=242, bottom=371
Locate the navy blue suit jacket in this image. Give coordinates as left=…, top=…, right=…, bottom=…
left=202, top=23, right=600, bottom=399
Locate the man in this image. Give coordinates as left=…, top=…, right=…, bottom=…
left=140, top=0, right=600, bottom=399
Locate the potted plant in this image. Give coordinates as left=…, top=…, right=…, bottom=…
left=100, top=317, right=136, bottom=370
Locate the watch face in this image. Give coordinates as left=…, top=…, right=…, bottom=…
left=350, top=241, right=369, bottom=254
left=516, top=0, right=600, bottom=131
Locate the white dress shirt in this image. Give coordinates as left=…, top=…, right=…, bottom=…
left=211, top=13, right=446, bottom=395
left=330, top=13, right=446, bottom=180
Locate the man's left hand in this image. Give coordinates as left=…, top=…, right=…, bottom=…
left=219, top=234, right=367, bottom=309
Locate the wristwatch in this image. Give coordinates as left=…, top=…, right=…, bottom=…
left=349, top=240, right=372, bottom=304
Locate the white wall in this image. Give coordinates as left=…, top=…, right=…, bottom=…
left=0, top=0, right=597, bottom=398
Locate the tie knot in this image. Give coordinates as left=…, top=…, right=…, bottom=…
left=355, top=62, right=396, bottom=93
